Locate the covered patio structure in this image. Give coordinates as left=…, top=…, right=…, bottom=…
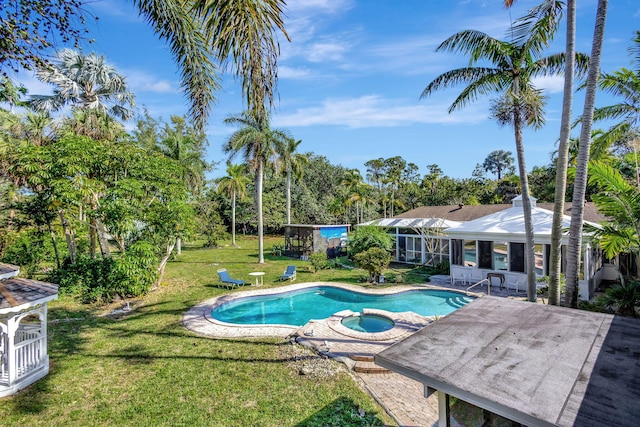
left=375, top=296, right=640, bottom=426
left=445, top=196, right=604, bottom=300
left=0, top=263, right=58, bottom=397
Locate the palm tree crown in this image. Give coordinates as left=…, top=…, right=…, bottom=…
left=30, top=49, right=135, bottom=121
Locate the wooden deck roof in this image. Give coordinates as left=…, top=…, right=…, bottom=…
left=375, top=297, right=640, bottom=427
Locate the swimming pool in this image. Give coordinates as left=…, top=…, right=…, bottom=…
left=211, top=286, right=473, bottom=326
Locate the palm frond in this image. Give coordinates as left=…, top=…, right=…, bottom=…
left=512, top=0, right=563, bottom=57
left=133, top=0, right=219, bottom=131
left=195, top=0, right=289, bottom=117
left=421, top=67, right=502, bottom=105
left=447, top=70, right=510, bottom=112
left=630, top=30, right=640, bottom=70
left=436, top=30, right=510, bottom=66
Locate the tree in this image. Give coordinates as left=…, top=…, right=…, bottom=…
left=482, top=150, right=514, bottom=180
left=565, top=0, right=608, bottom=308
left=0, top=0, right=89, bottom=74
left=348, top=226, right=394, bottom=257
left=279, top=138, right=308, bottom=224
left=354, top=247, right=391, bottom=283
left=587, top=161, right=639, bottom=278
left=548, top=0, right=577, bottom=305
left=223, top=111, right=289, bottom=263
left=30, top=49, right=135, bottom=121
left=590, top=30, right=640, bottom=188
left=216, top=164, right=249, bottom=247
left=157, top=116, right=211, bottom=199
left=421, top=0, right=578, bottom=301
left=2, top=0, right=289, bottom=131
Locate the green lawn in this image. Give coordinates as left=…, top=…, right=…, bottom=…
left=0, top=236, right=405, bottom=426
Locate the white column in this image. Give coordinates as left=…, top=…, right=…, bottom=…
left=437, top=390, right=450, bottom=427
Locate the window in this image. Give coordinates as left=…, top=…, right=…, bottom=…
left=493, top=241, right=508, bottom=270
left=465, top=240, right=477, bottom=266
left=478, top=241, right=493, bottom=269
left=451, top=239, right=464, bottom=266
left=509, top=242, right=525, bottom=272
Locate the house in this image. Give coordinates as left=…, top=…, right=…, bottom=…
left=362, top=196, right=609, bottom=300
left=0, top=263, right=58, bottom=397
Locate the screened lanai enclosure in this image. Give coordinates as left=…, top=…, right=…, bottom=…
left=283, top=224, right=349, bottom=259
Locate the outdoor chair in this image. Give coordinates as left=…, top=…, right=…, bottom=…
left=217, top=268, right=245, bottom=289
left=279, top=265, right=297, bottom=282
left=469, top=269, right=484, bottom=285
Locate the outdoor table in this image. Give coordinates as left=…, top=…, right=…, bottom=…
left=486, top=272, right=506, bottom=290
left=249, top=271, right=265, bottom=286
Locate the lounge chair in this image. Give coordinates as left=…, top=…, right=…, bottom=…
left=279, top=265, right=296, bottom=282
left=217, top=268, right=245, bottom=289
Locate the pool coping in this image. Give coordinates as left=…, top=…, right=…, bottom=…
left=182, top=281, right=475, bottom=339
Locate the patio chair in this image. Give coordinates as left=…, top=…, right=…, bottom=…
left=450, top=270, right=467, bottom=286
left=469, top=269, right=484, bottom=285
left=279, top=265, right=297, bottom=282
left=217, top=268, right=245, bottom=289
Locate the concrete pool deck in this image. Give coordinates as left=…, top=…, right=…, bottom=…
left=182, top=281, right=522, bottom=426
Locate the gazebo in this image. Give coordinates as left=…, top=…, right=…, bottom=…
left=0, top=263, right=58, bottom=397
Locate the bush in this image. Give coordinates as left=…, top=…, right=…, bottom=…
left=596, top=280, right=640, bottom=317
left=433, top=260, right=450, bottom=276
left=48, top=241, right=158, bottom=303
left=309, top=252, right=328, bottom=272
left=1, top=229, right=53, bottom=278
left=109, top=241, right=158, bottom=298
left=348, top=226, right=393, bottom=257
left=354, top=247, right=391, bottom=283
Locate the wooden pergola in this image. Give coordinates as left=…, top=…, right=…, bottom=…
left=0, top=263, right=58, bottom=397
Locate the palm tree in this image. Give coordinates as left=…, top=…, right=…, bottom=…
left=279, top=138, right=309, bottom=225
left=223, top=111, right=289, bottom=263
left=30, top=49, right=135, bottom=120
left=216, top=163, right=250, bottom=247
left=565, top=0, right=608, bottom=308
left=586, top=161, right=640, bottom=278
left=548, top=0, right=576, bottom=306
left=589, top=30, right=640, bottom=188
left=420, top=0, right=578, bottom=301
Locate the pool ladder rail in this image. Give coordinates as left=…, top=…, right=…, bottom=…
left=466, top=278, right=491, bottom=296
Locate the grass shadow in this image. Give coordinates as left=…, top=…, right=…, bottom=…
left=294, top=397, right=388, bottom=426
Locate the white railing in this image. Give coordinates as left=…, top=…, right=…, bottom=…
left=13, top=335, right=44, bottom=379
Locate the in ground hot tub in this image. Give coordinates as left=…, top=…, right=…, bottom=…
left=341, top=313, right=395, bottom=333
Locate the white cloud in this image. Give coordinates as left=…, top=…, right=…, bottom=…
left=278, top=66, right=314, bottom=80
left=273, top=95, right=487, bottom=128
left=122, top=69, right=178, bottom=94
left=532, top=75, right=565, bottom=94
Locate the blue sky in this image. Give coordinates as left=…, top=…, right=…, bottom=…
left=13, top=0, right=640, bottom=180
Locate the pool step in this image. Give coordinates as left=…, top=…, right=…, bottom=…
left=350, top=354, right=390, bottom=374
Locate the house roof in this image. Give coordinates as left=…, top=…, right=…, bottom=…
left=360, top=217, right=462, bottom=229
left=375, top=296, right=640, bottom=427
left=396, top=202, right=606, bottom=224
left=444, top=205, right=600, bottom=244
left=0, top=264, right=58, bottom=314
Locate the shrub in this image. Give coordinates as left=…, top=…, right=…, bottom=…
left=110, top=241, right=158, bottom=298
left=309, top=252, right=328, bottom=272
left=354, top=247, right=391, bottom=283
left=596, top=280, right=640, bottom=317
left=49, top=241, right=158, bottom=303
left=433, top=260, right=450, bottom=276
left=348, top=226, right=393, bottom=257
left=1, top=229, right=53, bottom=278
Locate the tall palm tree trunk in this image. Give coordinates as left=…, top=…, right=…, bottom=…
left=549, top=0, right=576, bottom=306
left=513, top=102, right=537, bottom=302
left=286, top=171, right=292, bottom=224
left=566, top=0, right=608, bottom=308
left=231, top=191, right=237, bottom=247
left=256, top=162, right=265, bottom=264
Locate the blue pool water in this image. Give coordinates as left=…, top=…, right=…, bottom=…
left=342, top=314, right=395, bottom=333
left=211, top=286, right=473, bottom=326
